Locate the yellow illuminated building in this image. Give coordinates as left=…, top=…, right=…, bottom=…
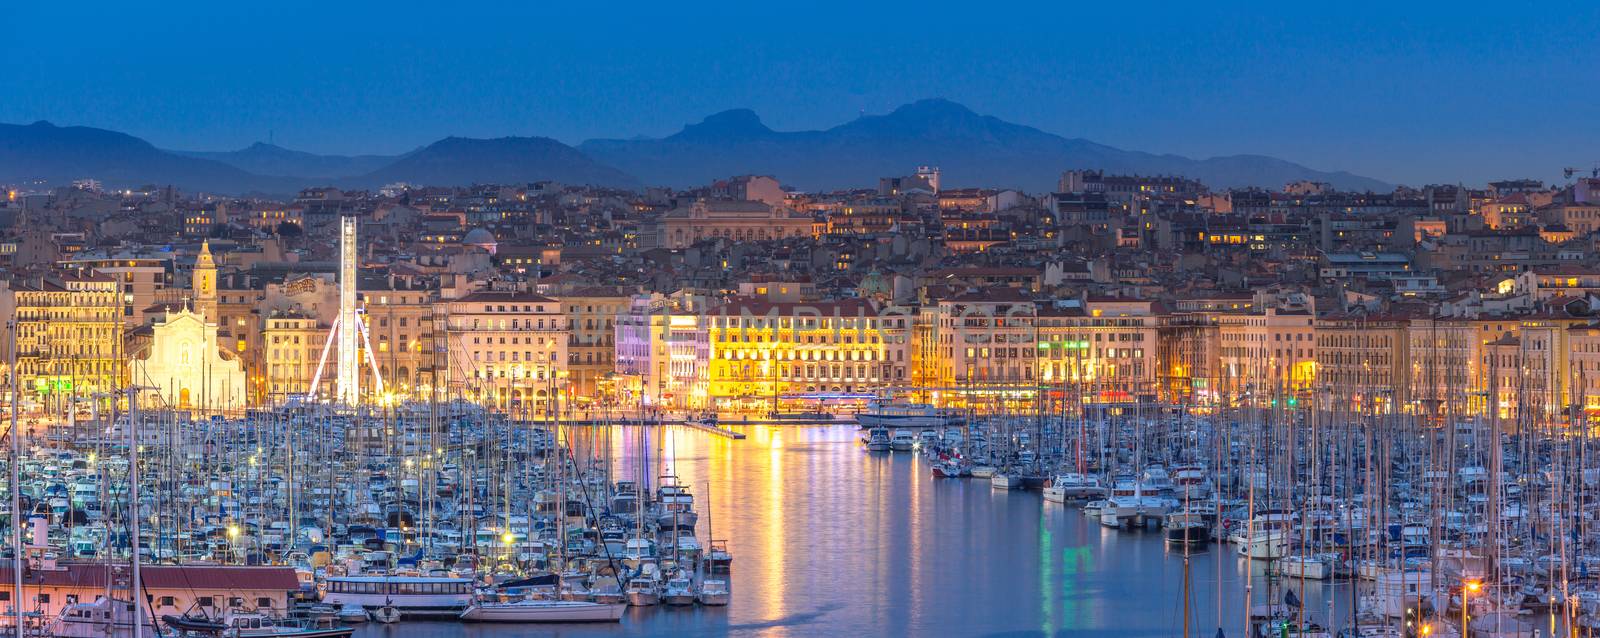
left=706, top=299, right=892, bottom=410
left=3, top=274, right=126, bottom=407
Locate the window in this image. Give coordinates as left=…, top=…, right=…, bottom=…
left=198, top=597, right=214, bottom=608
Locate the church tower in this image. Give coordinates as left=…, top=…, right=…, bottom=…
left=194, top=240, right=217, bottom=324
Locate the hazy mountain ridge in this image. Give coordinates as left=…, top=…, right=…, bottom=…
left=347, top=136, right=638, bottom=189
left=1, top=99, right=1390, bottom=195
left=174, top=142, right=402, bottom=179
left=0, top=121, right=303, bottom=195
left=0, top=124, right=639, bottom=195
left=579, top=98, right=1391, bottom=192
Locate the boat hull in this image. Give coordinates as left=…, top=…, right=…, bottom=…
left=697, top=591, right=730, bottom=606
left=460, top=602, right=627, bottom=623
left=991, top=475, right=1023, bottom=490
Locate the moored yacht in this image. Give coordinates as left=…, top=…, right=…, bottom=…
left=697, top=575, right=731, bottom=606
left=661, top=572, right=697, bottom=606
left=1164, top=511, right=1212, bottom=545
left=990, top=470, right=1024, bottom=490
left=1275, top=553, right=1336, bottom=580
left=48, top=598, right=155, bottom=638
left=1043, top=473, right=1105, bottom=502
left=320, top=575, right=474, bottom=618
left=1236, top=529, right=1290, bottom=560
left=855, top=400, right=963, bottom=429
left=864, top=427, right=891, bottom=452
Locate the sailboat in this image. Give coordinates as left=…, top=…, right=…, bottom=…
left=457, top=380, right=625, bottom=623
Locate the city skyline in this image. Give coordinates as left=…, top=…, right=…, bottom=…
left=6, top=2, right=1598, bottom=186
left=5, top=6, right=1600, bottom=636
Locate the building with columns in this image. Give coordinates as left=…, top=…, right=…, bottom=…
left=130, top=307, right=246, bottom=411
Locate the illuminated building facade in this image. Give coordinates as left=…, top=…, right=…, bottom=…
left=131, top=307, right=246, bottom=411
left=1213, top=308, right=1317, bottom=398
left=656, top=200, right=813, bottom=249
left=263, top=312, right=327, bottom=403
left=705, top=299, right=896, bottom=410
left=1035, top=300, right=1160, bottom=404
left=614, top=295, right=708, bottom=410
left=362, top=280, right=438, bottom=400
left=58, top=253, right=172, bottom=327
left=442, top=290, right=568, bottom=412
left=4, top=274, right=125, bottom=405
left=561, top=292, right=630, bottom=406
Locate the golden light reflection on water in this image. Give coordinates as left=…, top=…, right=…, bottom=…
left=512, top=423, right=1356, bottom=637
left=907, top=450, right=923, bottom=627
left=763, top=426, right=786, bottom=637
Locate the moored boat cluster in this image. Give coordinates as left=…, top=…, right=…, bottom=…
left=3, top=402, right=733, bottom=636
left=859, top=396, right=1600, bottom=638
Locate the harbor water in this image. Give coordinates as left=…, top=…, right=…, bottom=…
left=357, top=423, right=1365, bottom=637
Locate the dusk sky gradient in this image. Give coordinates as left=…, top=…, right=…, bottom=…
left=7, top=1, right=1597, bottom=186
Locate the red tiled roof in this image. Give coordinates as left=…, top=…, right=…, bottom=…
left=0, top=564, right=299, bottom=591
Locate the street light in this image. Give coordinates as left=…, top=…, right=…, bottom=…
left=1462, top=579, right=1481, bottom=637
left=226, top=525, right=241, bottom=564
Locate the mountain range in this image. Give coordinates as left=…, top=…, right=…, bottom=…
left=0, top=99, right=1390, bottom=196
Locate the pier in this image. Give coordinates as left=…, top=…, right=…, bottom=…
left=681, top=420, right=747, bottom=439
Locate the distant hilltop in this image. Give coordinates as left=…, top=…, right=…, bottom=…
left=0, top=100, right=1390, bottom=195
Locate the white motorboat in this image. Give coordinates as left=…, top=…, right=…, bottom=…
left=661, top=573, right=697, bottom=606
left=864, top=427, right=891, bottom=452
left=335, top=603, right=369, bottom=623
left=1100, top=480, right=1170, bottom=527
left=697, top=576, right=731, bottom=606
left=855, top=400, right=962, bottom=429
left=164, top=611, right=356, bottom=638
left=625, top=574, right=661, bottom=606
left=1360, top=569, right=1438, bottom=618
left=48, top=598, right=155, bottom=638
left=970, top=465, right=997, bottom=479
left=1237, top=529, right=1290, bottom=560
left=889, top=429, right=916, bottom=451
left=370, top=606, right=401, bottom=624
left=1170, top=465, right=1213, bottom=499
left=656, top=477, right=699, bottom=530
left=990, top=471, right=1023, bottom=490
left=459, top=599, right=627, bottom=623
left=1276, top=553, right=1334, bottom=580
left=1043, top=473, right=1104, bottom=502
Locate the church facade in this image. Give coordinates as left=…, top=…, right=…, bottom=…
left=130, top=308, right=246, bottom=411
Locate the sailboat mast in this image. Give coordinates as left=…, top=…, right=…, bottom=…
left=9, top=318, right=23, bottom=638
left=127, top=387, right=144, bottom=638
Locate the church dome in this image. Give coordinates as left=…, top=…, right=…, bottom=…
left=463, top=228, right=497, bottom=246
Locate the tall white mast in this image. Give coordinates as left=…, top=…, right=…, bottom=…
left=9, top=319, right=23, bottom=638
left=335, top=215, right=360, bottom=406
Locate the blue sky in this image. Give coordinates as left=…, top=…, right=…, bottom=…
left=5, top=1, right=1596, bottom=186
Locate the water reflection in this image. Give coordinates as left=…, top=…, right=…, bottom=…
left=360, top=424, right=1352, bottom=637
